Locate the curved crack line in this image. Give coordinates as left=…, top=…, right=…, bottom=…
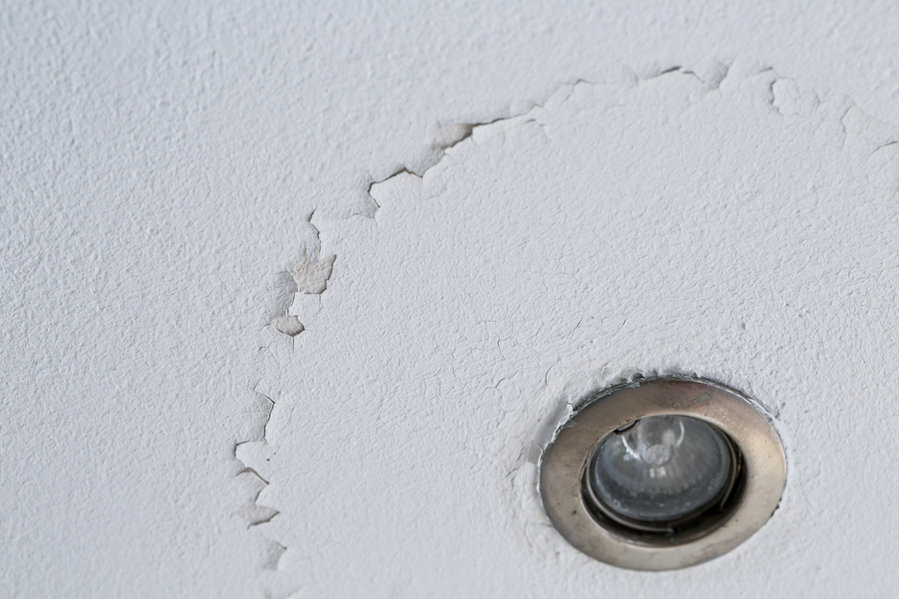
left=236, top=61, right=899, bottom=596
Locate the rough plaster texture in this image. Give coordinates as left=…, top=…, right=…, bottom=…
left=3, top=2, right=899, bottom=598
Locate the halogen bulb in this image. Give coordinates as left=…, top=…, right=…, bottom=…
left=587, top=415, right=734, bottom=524
left=622, top=415, right=685, bottom=467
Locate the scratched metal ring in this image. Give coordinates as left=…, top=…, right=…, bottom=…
left=538, top=376, right=786, bottom=570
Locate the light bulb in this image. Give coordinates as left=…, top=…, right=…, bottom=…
left=587, top=415, right=734, bottom=524
left=622, top=414, right=685, bottom=467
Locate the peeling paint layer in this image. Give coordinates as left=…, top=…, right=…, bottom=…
left=290, top=253, right=336, bottom=295
left=240, top=63, right=899, bottom=597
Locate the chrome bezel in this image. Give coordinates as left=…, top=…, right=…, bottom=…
left=538, top=376, right=786, bottom=570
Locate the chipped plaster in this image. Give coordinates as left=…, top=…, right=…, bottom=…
left=243, top=65, right=899, bottom=597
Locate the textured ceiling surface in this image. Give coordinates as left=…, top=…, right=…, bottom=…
left=3, top=2, right=899, bottom=598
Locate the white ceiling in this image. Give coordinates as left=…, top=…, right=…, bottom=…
left=3, top=2, right=899, bottom=598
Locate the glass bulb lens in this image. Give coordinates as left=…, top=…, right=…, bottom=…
left=622, top=414, right=685, bottom=467
left=588, top=415, right=733, bottom=524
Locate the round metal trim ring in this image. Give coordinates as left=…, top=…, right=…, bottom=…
left=538, top=376, right=786, bottom=571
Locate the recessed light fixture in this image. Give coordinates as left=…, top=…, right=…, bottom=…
left=538, top=376, right=786, bottom=570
